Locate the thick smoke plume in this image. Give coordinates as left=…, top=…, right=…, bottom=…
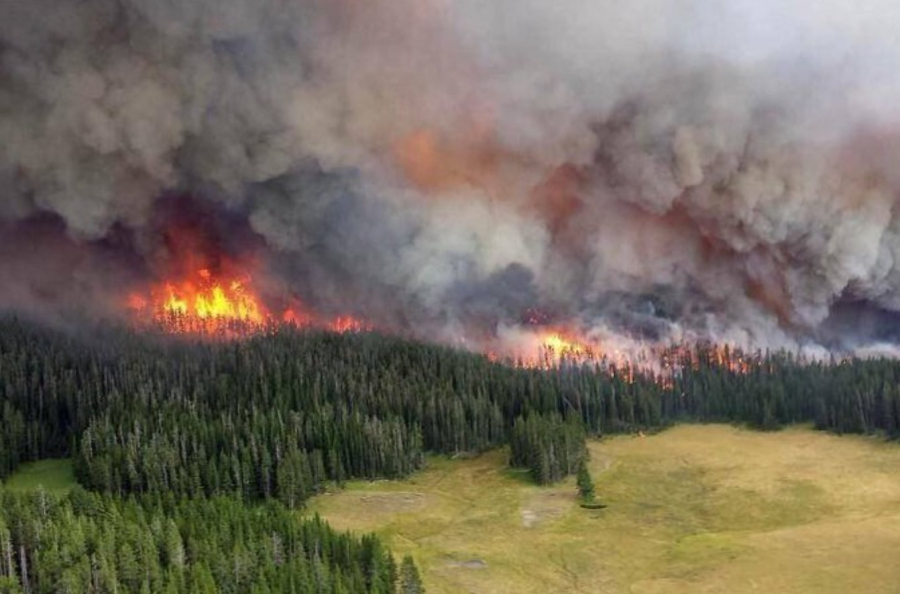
left=3, top=0, right=900, bottom=353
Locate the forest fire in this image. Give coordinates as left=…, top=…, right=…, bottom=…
left=128, top=268, right=371, bottom=337
left=121, top=210, right=758, bottom=372
left=534, top=331, right=597, bottom=367
left=127, top=268, right=270, bottom=335
left=490, top=327, right=606, bottom=369
left=528, top=330, right=643, bottom=382
left=125, top=265, right=761, bottom=384
left=489, top=325, right=762, bottom=389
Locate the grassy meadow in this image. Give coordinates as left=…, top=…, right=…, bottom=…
left=308, top=425, right=900, bottom=594
left=3, top=458, right=75, bottom=492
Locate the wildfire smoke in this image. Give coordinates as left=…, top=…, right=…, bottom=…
left=4, top=0, right=900, bottom=358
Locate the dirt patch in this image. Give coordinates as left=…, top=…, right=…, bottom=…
left=521, top=490, right=571, bottom=528
left=594, top=455, right=613, bottom=472
left=356, top=492, right=429, bottom=514
left=521, top=509, right=539, bottom=528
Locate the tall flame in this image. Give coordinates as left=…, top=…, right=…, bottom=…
left=128, top=268, right=268, bottom=335
left=128, top=267, right=371, bottom=337
left=166, top=269, right=264, bottom=322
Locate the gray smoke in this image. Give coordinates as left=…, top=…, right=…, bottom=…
left=3, top=0, right=900, bottom=353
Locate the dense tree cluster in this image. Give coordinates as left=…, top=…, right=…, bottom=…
left=0, top=487, right=411, bottom=594
left=509, top=413, right=586, bottom=484
left=3, top=317, right=900, bottom=501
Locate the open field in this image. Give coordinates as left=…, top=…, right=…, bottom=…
left=3, top=458, right=76, bottom=492
left=308, top=425, right=900, bottom=594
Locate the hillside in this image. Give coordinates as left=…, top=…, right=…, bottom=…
left=3, top=318, right=900, bottom=592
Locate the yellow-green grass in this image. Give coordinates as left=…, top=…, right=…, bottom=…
left=307, top=425, right=900, bottom=594
left=3, top=458, right=76, bottom=493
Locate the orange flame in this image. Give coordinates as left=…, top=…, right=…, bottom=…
left=492, top=328, right=603, bottom=369
left=535, top=331, right=597, bottom=367
left=168, top=268, right=265, bottom=322
left=490, top=328, right=759, bottom=387
left=128, top=267, right=371, bottom=338
left=128, top=268, right=268, bottom=336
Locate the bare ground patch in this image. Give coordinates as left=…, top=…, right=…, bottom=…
left=520, top=490, right=572, bottom=528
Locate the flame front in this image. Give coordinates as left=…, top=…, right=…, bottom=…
left=129, top=267, right=372, bottom=337
left=128, top=268, right=268, bottom=335
left=488, top=327, right=603, bottom=369
left=126, top=264, right=756, bottom=378
left=539, top=332, right=595, bottom=359
left=159, top=270, right=265, bottom=324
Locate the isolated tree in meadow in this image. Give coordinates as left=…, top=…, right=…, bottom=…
left=399, top=555, right=424, bottom=594
left=576, top=462, right=595, bottom=503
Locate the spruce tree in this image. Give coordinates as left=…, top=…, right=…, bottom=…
left=399, top=555, right=424, bottom=594
left=576, top=462, right=595, bottom=503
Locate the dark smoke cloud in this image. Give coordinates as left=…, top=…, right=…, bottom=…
left=3, top=0, right=900, bottom=353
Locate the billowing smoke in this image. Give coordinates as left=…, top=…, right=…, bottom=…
left=3, top=0, right=900, bottom=353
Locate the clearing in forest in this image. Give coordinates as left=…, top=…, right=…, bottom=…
left=4, top=458, right=76, bottom=493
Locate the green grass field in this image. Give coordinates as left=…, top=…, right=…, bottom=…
left=308, top=425, right=900, bottom=594
left=3, top=458, right=76, bottom=493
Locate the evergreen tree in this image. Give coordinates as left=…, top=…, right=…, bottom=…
left=576, top=462, right=595, bottom=503
left=399, top=556, right=424, bottom=594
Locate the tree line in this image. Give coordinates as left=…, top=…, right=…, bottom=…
left=3, top=318, right=900, bottom=497
left=509, top=413, right=586, bottom=484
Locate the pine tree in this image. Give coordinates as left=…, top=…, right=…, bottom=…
left=399, top=556, right=424, bottom=594
left=576, top=462, right=595, bottom=503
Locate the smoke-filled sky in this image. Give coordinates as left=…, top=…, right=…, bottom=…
left=3, top=0, right=900, bottom=352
